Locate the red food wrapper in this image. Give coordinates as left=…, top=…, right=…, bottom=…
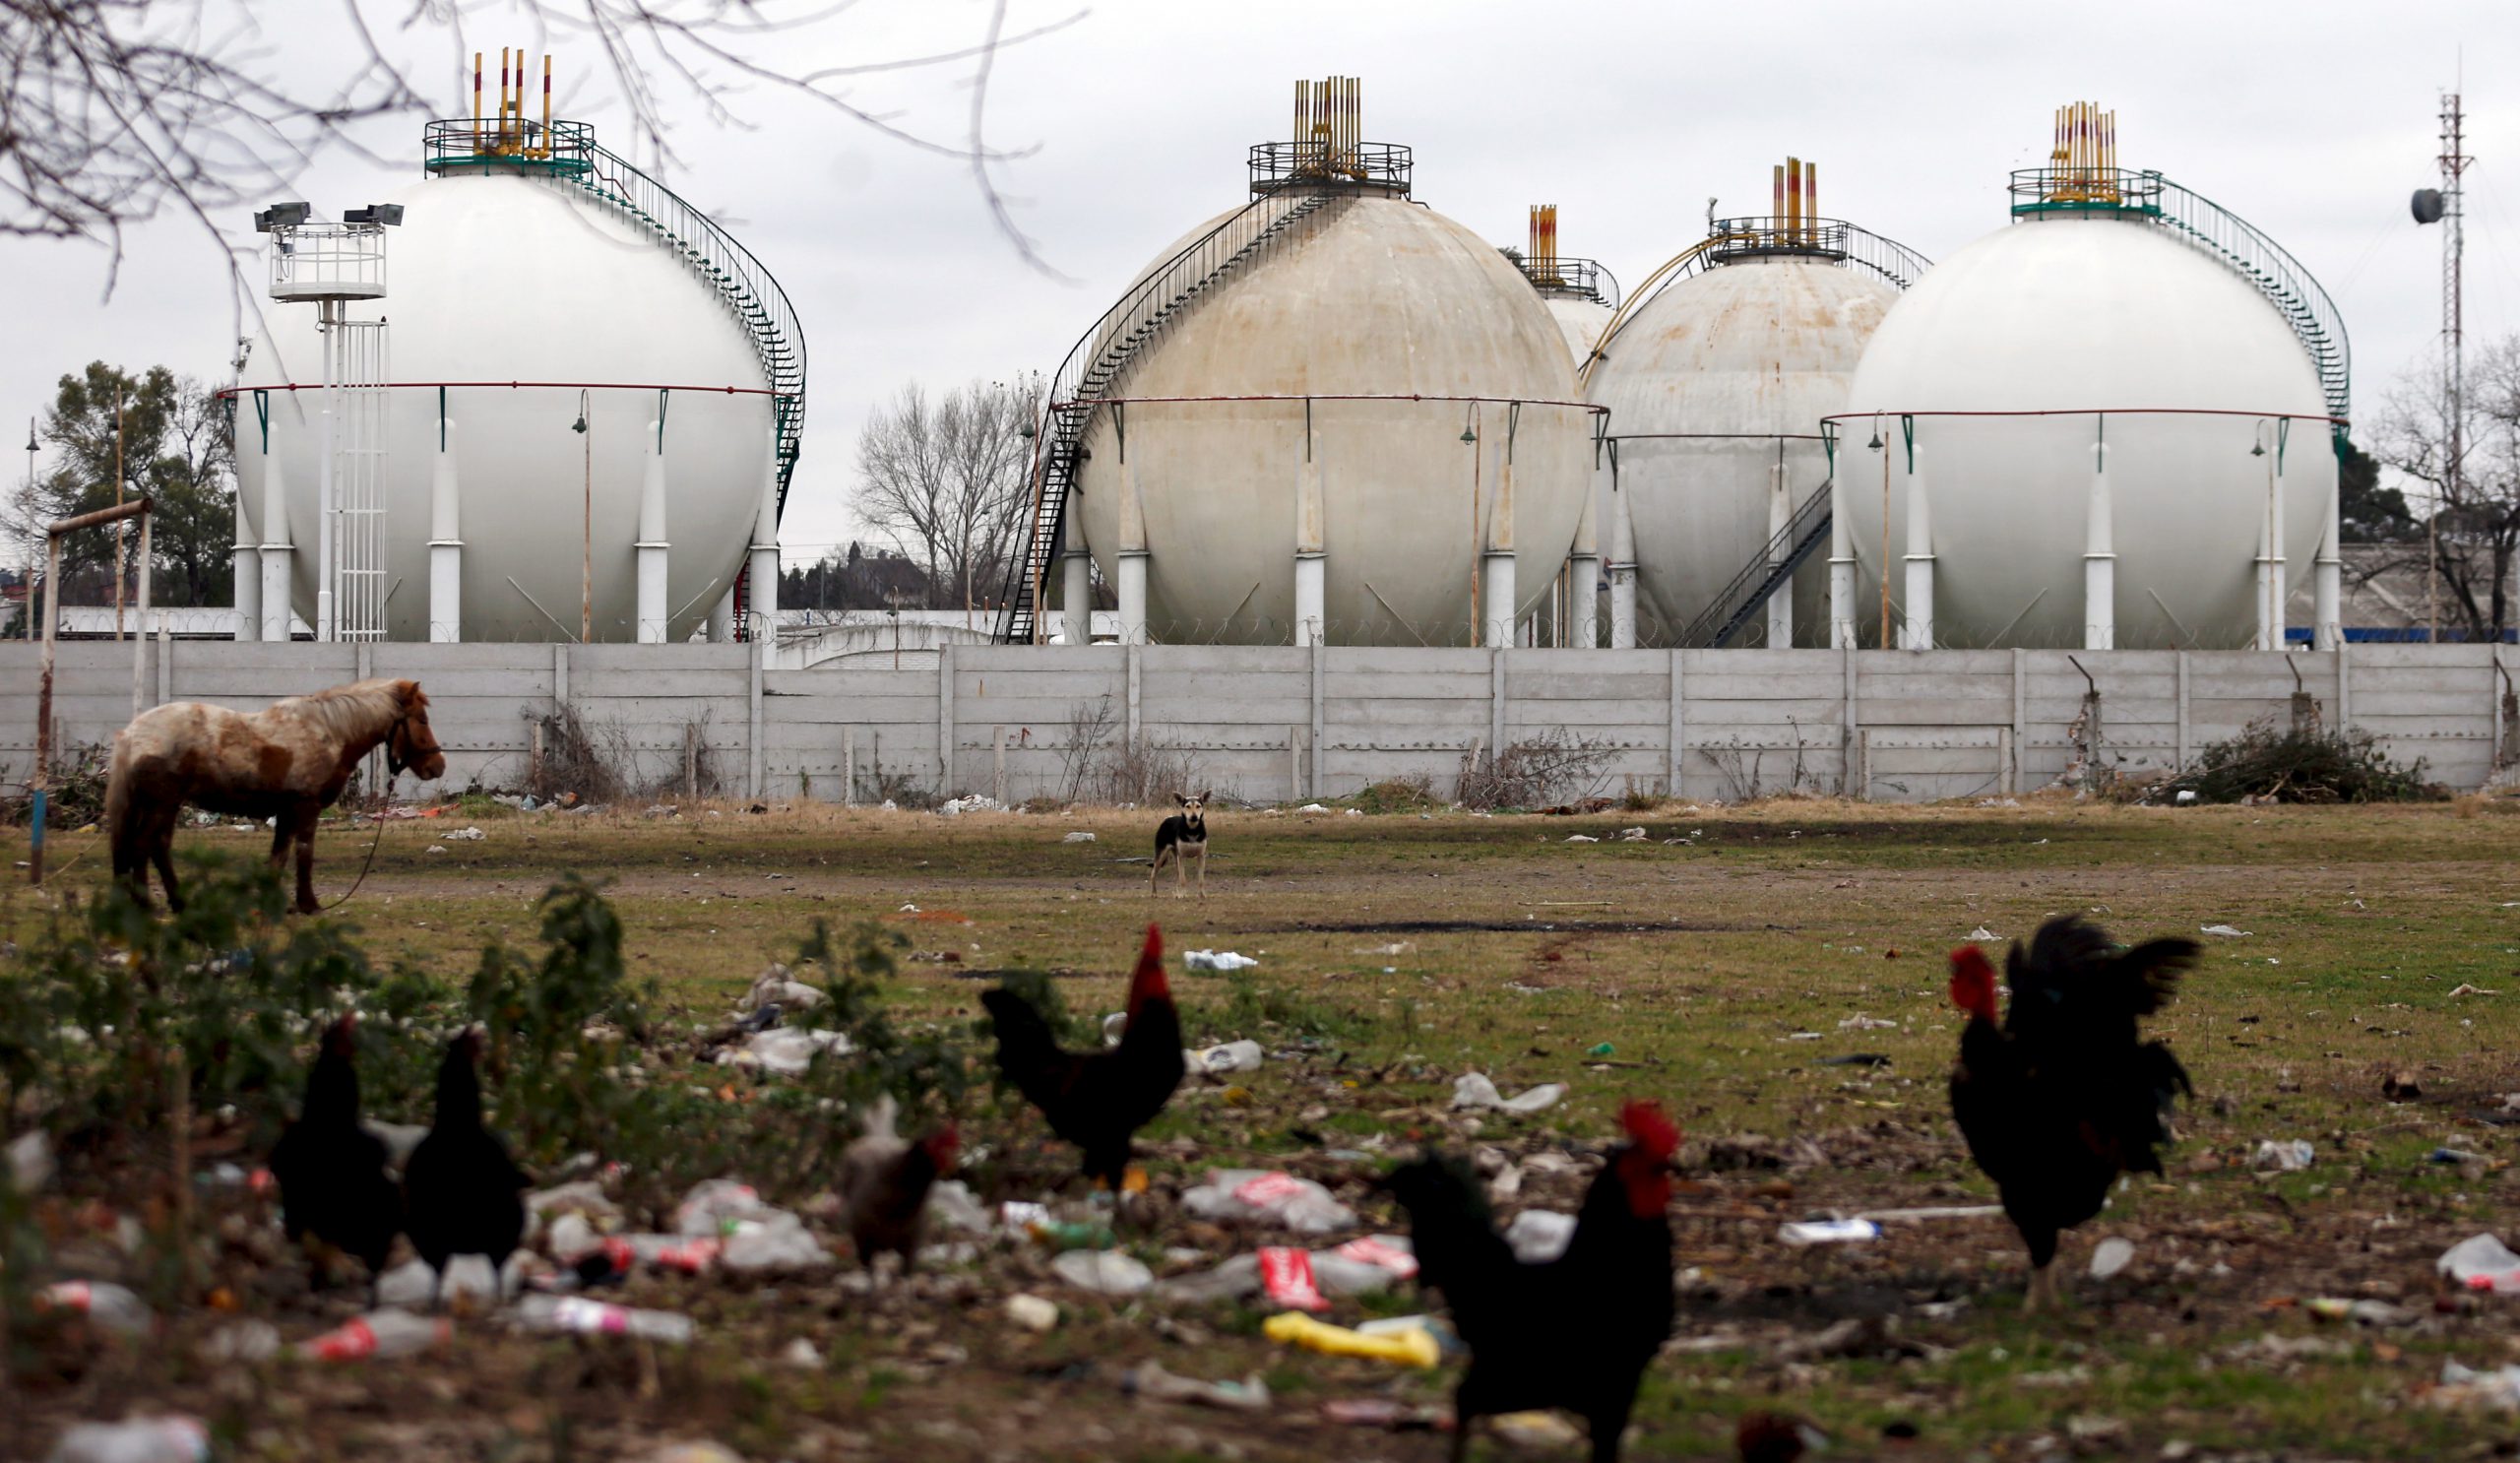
left=1257, top=1245, right=1328, bottom=1311
left=311, top=1317, right=378, bottom=1362
left=1333, top=1237, right=1418, bottom=1279
left=1231, top=1172, right=1307, bottom=1210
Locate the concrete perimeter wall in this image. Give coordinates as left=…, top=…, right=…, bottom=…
left=4, top=642, right=2512, bottom=804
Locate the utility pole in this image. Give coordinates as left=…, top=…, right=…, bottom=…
left=2415, top=90, right=2471, bottom=644
left=113, top=383, right=126, bottom=640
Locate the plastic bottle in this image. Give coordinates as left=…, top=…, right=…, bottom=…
left=38, top=1281, right=153, bottom=1336
left=308, top=1308, right=451, bottom=1362
left=42, top=1417, right=209, bottom=1463
left=512, top=1293, right=696, bottom=1345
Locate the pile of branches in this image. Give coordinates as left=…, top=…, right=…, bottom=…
left=2138, top=717, right=2442, bottom=805
left=1457, top=729, right=1616, bottom=811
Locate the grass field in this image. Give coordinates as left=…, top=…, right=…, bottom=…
left=6, top=793, right=2520, bottom=1461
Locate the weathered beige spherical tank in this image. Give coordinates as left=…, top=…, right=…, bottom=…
left=1062, top=100, right=1592, bottom=647
left=1542, top=291, right=1615, bottom=366
left=1838, top=118, right=2346, bottom=652
left=1587, top=238, right=1905, bottom=643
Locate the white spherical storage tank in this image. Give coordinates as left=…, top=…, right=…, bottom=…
left=1836, top=116, right=2345, bottom=652
left=233, top=121, right=793, bottom=643
left=1587, top=231, right=1906, bottom=643
left=1055, top=88, right=1593, bottom=648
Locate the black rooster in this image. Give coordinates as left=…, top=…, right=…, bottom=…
left=268, top=1014, right=402, bottom=1301
left=980, top=923, right=1183, bottom=1193
left=1948, top=915, right=2198, bottom=1310
left=1385, top=1101, right=1680, bottom=1463
left=402, top=1028, right=530, bottom=1307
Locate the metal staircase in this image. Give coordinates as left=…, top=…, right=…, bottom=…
left=993, top=189, right=1335, bottom=643
left=1674, top=482, right=1836, bottom=648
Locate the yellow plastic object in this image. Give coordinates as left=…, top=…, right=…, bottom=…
left=1122, top=1165, right=1150, bottom=1194
left=1262, top=1311, right=1440, bottom=1369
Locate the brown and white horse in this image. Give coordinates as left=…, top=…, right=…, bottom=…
left=105, top=677, right=447, bottom=914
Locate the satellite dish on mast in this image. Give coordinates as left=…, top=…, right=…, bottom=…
left=2412, top=187, right=2446, bottom=224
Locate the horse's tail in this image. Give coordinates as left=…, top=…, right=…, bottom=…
left=103, top=729, right=142, bottom=874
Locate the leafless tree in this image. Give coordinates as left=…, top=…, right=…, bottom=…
left=2, top=0, right=1080, bottom=285
left=2368, top=336, right=2520, bottom=642
left=850, top=374, right=1044, bottom=610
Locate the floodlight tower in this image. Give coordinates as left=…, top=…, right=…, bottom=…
left=257, top=200, right=402, bottom=641
left=2412, top=92, right=2470, bottom=644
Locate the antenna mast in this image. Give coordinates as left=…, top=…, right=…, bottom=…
left=2435, top=90, right=2470, bottom=643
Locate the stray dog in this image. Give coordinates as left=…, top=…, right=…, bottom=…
left=1151, top=791, right=1211, bottom=899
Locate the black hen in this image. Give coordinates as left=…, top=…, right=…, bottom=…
left=401, top=1028, right=529, bottom=1307
left=1385, top=1101, right=1680, bottom=1463
left=268, top=1014, right=401, bottom=1300
left=980, top=923, right=1183, bottom=1193
left=1948, top=914, right=2198, bottom=1310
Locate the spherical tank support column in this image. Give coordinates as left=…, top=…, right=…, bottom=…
left=1899, top=437, right=1934, bottom=651
left=428, top=417, right=464, bottom=643
left=1480, top=449, right=1517, bottom=650
left=1828, top=462, right=1857, bottom=651
left=1294, top=440, right=1326, bottom=648
left=231, top=460, right=260, bottom=642
left=2314, top=436, right=2342, bottom=652
left=1567, top=477, right=1601, bottom=650
left=1062, top=501, right=1094, bottom=648
left=2083, top=433, right=2114, bottom=651
left=1765, top=456, right=1794, bottom=649
left=636, top=417, right=669, bottom=643
left=748, top=442, right=780, bottom=642
left=1115, top=455, right=1149, bottom=646
left=1606, top=457, right=1638, bottom=650
left=259, top=448, right=293, bottom=643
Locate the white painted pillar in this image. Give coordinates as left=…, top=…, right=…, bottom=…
left=1607, top=475, right=1638, bottom=650
left=259, top=448, right=293, bottom=643
left=2314, top=450, right=2342, bottom=652
left=231, top=464, right=259, bottom=642
left=747, top=449, right=779, bottom=642
left=1567, top=480, right=1601, bottom=650
left=1827, top=462, right=1857, bottom=650
left=1062, top=544, right=1093, bottom=648
left=2254, top=441, right=2287, bottom=652
left=635, top=418, right=668, bottom=643
left=315, top=313, right=337, bottom=642
left=1294, top=453, right=1326, bottom=648
left=710, top=590, right=735, bottom=643
left=2083, top=437, right=2114, bottom=651
left=1116, top=457, right=1150, bottom=645
left=1480, top=453, right=1517, bottom=650
left=1900, top=443, right=1933, bottom=651
left=428, top=418, right=464, bottom=643
left=1765, top=460, right=1794, bottom=649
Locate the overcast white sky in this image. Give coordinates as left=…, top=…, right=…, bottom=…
left=5, top=0, right=2515, bottom=561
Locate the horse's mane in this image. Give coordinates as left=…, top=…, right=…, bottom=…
left=277, top=678, right=411, bottom=741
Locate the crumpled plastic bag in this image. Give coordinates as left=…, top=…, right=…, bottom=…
left=1184, top=950, right=1259, bottom=972
left=720, top=1213, right=830, bottom=1273
left=744, top=965, right=828, bottom=1012
left=926, top=1179, right=993, bottom=1236
left=716, top=1028, right=854, bottom=1075
left=2434, top=1359, right=2520, bottom=1410
left=1187, top=1041, right=1264, bottom=1075
left=938, top=795, right=1007, bottom=816
left=1503, top=1209, right=1576, bottom=1264
left=2441, top=1234, right=2520, bottom=1293
left=375, top=1255, right=510, bottom=1307
left=1180, top=1171, right=1355, bottom=1235
left=1451, top=1073, right=1566, bottom=1113
left=1155, top=1237, right=1415, bottom=1304
left=674, top=1179, right=777, bottom=1237
left=1050, top=1249, right=1154, bottom=1295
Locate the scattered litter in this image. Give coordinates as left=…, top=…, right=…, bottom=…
left=37, top=1281, right=151, bottom=1335
left=1779, top=1219, right=1881, bottom=1245
left=1321, top=1398, right=1445, bottom=1430
left=1187, top=1040, right=1265, bottom=1076
left=2306, top=1297, right=2418, bottom=1327
left=42, top=1416, right=208, bottom=1463
left=308, top=1308, right=451, bottom=1361
left=8, top=1129, right=54, bottom=1192
left=1062, top=831, right=1098, bottom=843
left=2450, top=983, right=2499, bottom=997
left=1490, top=1412, right=1587, bottom=1450
left=1183, top=949, right=1259, bottom=972
left=778, top=1337, right=822, bottom=1370
left=1344, top=808, right=1362, bottom=817
left=2089, top=1238, right=2135, bottom=1279
left=1257, top=1247, right=1329, bottom=1311
left=2252, top=1139, right=2315, bottom=1172
left=1587, top=1042, right=1615, bottom=1057
left=1837, top=1014, right=1898, bottom=1032
left=1102, top=1012, right=1129, bottom=1046
left=1332, top=1236, right=1418, bottom=1280
left=1296, top=803, right=1333, bottom=814
left=2434, top=1359, right=2520, bottom=1411
left=424, top=845, right=447, bottom=855
left=1263, top=1311, right=1438, bottom=1368
left=2440, top=1234, right=2520, bottom=1293
left=198, top=1318, right=282, bottom=1365
left=2432, top=1147, right=2488, bottom=1165
left=2200, top=923, right=2250, bottom=938
left=442, top=826, right=485, bottom=841
left=2175, top=790, right=2199, bottom=804
left=1450, top=1073, right=1565, bottom=1113
left=1049, top=1249, right=1155, bottom=1296
left=1856, top=1204, right=2004, bottom=1224
left=1617, top=827, right=1648, bottom=841
left=716, top=1028, right=854, bottom=1075
left=1182, top=1171, right=1356, bottom=1234
left=640, top=1446, right=744, bottom=1463
left=722, top=1215, right=831, bottom=1273
left=937, top=795, right=1007, bottom=816
left=512, top=1294, right=695, bottom=1344
left=743, top=966, right=827, bottom=1012
left=1004, top=1294, right=1059, bottom=1332
left=1504, top=1209, right=1576, bottom=1264
left=376, top=1255, right=506, bottom=1307
left=1967, top=926, right=2000, bottom=940
left=674, top=1179, right=776, bottom=1237
left=1563, top=834, right=1598, bottom=843
left=1123, top=1361, right=1271, bottom=1413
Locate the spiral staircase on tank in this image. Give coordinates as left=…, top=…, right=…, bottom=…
left=1674, top=170, right=2351, bottom=650
left=425, top=119, right=808, bottom=639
